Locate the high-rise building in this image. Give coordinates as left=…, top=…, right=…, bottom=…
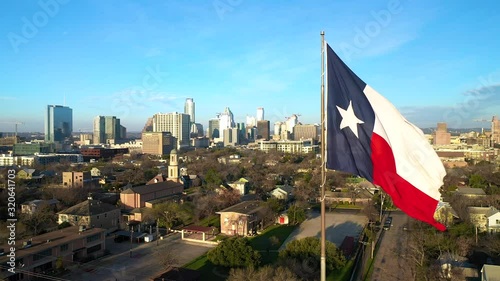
left=45, top=105, right=72, bottom=143
left=285, top=114, right=299, bottom=134
left=190, top=123, right=204, bottom=137
left=294, top=124, right=320, bottom=141
left=256, top=107, right=264, bottom=121
left=492, top=116, right=500, bottom=145
left=246, top=115, right=256, bottom=127
left=223, top=128, right=239, bottom=146
left=219, top=107, right=235, bottom=140
left=274, top=122, right=282, bottom=136
left=432, top=122, right=451, bottom=145
left=208, top=118, right=220, bottom=139
left=93, top=116, right=122, bottom=144
left=184, top=98, right=195, bottom=124
left=142, top=132, right=176, bottom=155
left=256, top=120, right=270, bottom=141
left=152, top=112, right=190, bottom=148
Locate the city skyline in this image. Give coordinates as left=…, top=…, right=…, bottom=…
left=1, top=1, right=500, bottom=132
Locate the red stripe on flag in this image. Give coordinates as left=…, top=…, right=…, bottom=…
left=370, top=133, right=446, bottom=231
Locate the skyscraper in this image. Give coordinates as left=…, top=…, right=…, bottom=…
left=208, top=118, right=220, bottom=139
left=256, top=107, right=264, bottom=121
left=492, top=116, right=500, bottom=145
left=152, top=112, right=190, bottom=148
left=257, top=120, right=270, bottom=140
left=45, top=105, right=72, bottom=143
left=93, top=116, right=122, bottom=144
left=218, top=107, right=235, bottom=140
left=432, top=122, right=451, bottom=145
left=184, top=98, right=195, bottom=124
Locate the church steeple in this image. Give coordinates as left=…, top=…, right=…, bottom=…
left=168, top=149, right=179, bottom=182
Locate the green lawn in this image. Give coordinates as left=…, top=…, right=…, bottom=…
left=199, top=215, right=220, bottom=228
left=182, top=224, right=297, bottom=278
left=183, top=254, right=227, bottom=281
left=249, top=224, right=297, bottom=251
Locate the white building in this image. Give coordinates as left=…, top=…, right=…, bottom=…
left=184, top=98, right=195, bottom=124
left=286, top=114, right=299, bottom=134
left=219, top=107, right=235, bottom=141
left=256, top=107, right=264, bottom=121
left=246, top=115, right=256, bottom=128
left=153, top=112, right=191, bottom=148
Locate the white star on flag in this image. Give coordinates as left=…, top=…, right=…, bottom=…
left=336, top=100, right=364, bottom=138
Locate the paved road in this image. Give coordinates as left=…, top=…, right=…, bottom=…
left=370, top=212, right=412, bottom=281
left=281, top=209, right=367, bottom=249
left=63, top=233, right=214, bottom=281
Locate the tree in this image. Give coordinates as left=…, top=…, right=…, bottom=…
left=20, top=204, right=56, bottom=235
left=279, top=237, right=345, bottom=279
left=468, top=174, right=487, bottom=189
left=287, top=204, right=306, bottom=225
left=266, top=198, right=285, bottom=214
left=143, top=202, right=190, bottom=232
left=204, top=168, right=223, bottom=189
left=207, top=237, right=261, bottom=268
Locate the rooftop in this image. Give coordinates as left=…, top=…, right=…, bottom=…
left=121, top=181, right=183, bottom=195
left=0, top=226, right=105, bottom=262
left=58, top=199, right=118, bottom=216
left=456, top=187, right=486, bottom=196
left=216, top=200, right=263, bottom=215
left=482, top=264, right=500, bottom=281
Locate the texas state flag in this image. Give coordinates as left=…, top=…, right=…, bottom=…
left=325, top=43, right=447, bottom=231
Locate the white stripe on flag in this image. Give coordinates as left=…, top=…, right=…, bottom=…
left=363, top=85, right=445, bottom=200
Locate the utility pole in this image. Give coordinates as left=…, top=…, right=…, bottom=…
left=379, top=192, right=385, bottom=222
left=156, top=217, right=160, bottom=246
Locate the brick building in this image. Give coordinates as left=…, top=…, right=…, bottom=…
left=0, top=227, right=106, bottom=281
left=120, top=181, right=184, bottom=210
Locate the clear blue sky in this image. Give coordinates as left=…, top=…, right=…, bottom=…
left=1, top=0, right=500, bottom=132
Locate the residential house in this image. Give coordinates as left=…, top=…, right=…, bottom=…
left=481, top=264, right=500, bottom=281
left=269, top=185, right=294, bottom=202
left=0, top=226, right=106, bottom=281
left=216, top=200, right=265, bottom=236
left=90, top=167, right=101, bottom=177
left=62, top=171, right=96, bottom=188
left=21, top=199, right=59, bottom=215
left=455, top=187, right=486, bottom=198
left=228, top=178, right=249, bottom=195
left=17, top=168, right=42, bottom=180
left=434, top=202, right=459, bottom=227
left=487, top=208, right=500, bottom=234
left=438, top=252, right=478, bottom=280
left=57, top=195, right=120, bottom=233
left=468, top=206, right=500, bottom=233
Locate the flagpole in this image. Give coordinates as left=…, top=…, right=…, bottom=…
left=320, top=30, right=327, bottom=281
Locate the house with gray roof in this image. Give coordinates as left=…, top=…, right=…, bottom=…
left=57, top=195, right=120, bottom=233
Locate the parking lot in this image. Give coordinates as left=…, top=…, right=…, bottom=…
left=281, top=209, right=368, bottom=248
